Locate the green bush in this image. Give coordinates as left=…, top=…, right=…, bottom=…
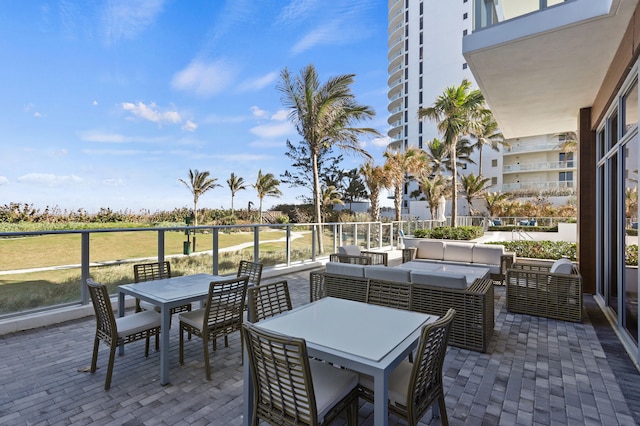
left=487, top=225, right=558, bottom=232
left=412, top=226, right=483, bottom=240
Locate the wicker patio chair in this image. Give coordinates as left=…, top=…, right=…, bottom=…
left=366, top=279, right=412, bottom=310
left=358, top=308, right=456, bottom=426
left=330, top=244, right=389, bottom=266
left=86, top=278, right=161, bottom=390
left=133, top=261, right=192, bottom=316
left=242, top=322, right=359, bottom=425
left=506, top=258, right=583, bottom=322
left=237, top=260, right=263, bottom=287
left=246, top=280, right=292, bottom=323
left=178, top=275, right=249, bottom=380
left=308, top=271, right=369, bottom=303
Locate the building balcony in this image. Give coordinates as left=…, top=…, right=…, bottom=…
left=502, top=180, right=575, bottom=192
left=504, top=142, right=562, bottom=154
left=462, top=0, right=637, bottom=138
left=503, top=160, right=576, bottom=173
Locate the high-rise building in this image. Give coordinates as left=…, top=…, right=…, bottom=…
left=387, top=0, right=577, bottom=217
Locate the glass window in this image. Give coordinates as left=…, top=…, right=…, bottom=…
left=491, top=159, right=498, bottom=167
left=624, top=135, right=638, bottom=343
left=491, top=177, right=498, bottom=185
left=609, top=111, right=619, bottom=152
left=623, top=79, right=638, bottom=136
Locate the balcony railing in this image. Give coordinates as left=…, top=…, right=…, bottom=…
left=473, top=0, right=569, bottom=32
left=505, top=142, right=563, bottom=154
left=0, top=222, right=402, bottom=318
left=502, top=180, right=575, bottom=192
left=503, top=160, right=576, bottom=173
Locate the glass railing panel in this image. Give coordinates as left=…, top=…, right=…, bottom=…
left=474, top=0, right=569, bottom=31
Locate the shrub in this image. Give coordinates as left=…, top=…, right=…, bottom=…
left=412, top=226, right=483, bottom=240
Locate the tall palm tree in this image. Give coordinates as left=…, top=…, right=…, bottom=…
left=227, top=172, right=247, bottom=215
left=253, top=170, right=282, bottom=223
left=419, top=79, right=487, bottom=227
left=383, top=147, right=426, bottom=221
left=361, top=161, right=390, bottom=222
left=178, top=169, right=221, bottom=227
left=278, top=64, right=380, bottom=252
left=425, top=137, right=475, bottom=174
left=469, top=113, right=507, bottom=176
left=459, top=173, right=492, bottom=215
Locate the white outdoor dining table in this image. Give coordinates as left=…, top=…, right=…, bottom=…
left=117, top=273, right=226, bottom=385
left=242, top=297, right=436, bottom=426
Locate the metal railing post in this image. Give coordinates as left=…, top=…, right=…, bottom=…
left=81, top=232, right=90, bottom=304
left=212, top=228, right=219, bottom=275
left=311, top=224, right=317, bottom=261
left=354, top=223, right=358, bottom=247
left=157, top=230, right=165, bottom=265
left=379, top=222, right=383, bottom=249
left=286, top=225, right=291, bottom=267
left=366, top=223, right=371, bottom=250
left=253, top=226, right=260, bottom=262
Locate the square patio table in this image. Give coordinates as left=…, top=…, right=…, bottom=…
left=118, top=273, right=226, bottom=385
left=398, top=260, right=490, bottom=285
left=243, top=297, right=435, bottom=425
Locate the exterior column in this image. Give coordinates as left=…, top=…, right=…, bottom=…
left=578, top=107, right=596, bottom=294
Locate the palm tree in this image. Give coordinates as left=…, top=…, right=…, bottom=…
left=321, top=185, right=345, bottom=221
left=484, top=192, right=511, bottom=217
left=178, top=169, right=221, bottom=227
left=419, top=79, right=487, bottom=227
left=227, top=173, right=247, bottom=215
left=383, top=147, right=426, bottom=221
left=416, top=172, right=450, bottom=220
left=469, top=113, right=507, bottom=176
left=253, top=170, right=282, bottom=223
left=459, top=173, right=492, bottom=215
left=278, top=64, right=380, bottom=252
left=361, top=161, right=390, bottom=222
left=425, top=137, right=475, bottom=174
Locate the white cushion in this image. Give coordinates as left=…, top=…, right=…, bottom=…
left=338, top=245, right=361, bottom=256
left=358, top=360, right=413, bottom=407
left=550, top=258, right=573, bottom=275
left=411, top=271, right=467, bottom=289
left=416, top=240, right=445, bottom=260
left=310, top=359, right=358, bottom=422
left=326, top=262, right=366, bottom=277
left=443, top=242, right=474, bottom=263
left=364, top=266, right=411, bottom=282
left=178, top=308, right=206, bottom=330
left=115, top=310, right=161, bottom=338
left=472, top=244, right=504, bottom=266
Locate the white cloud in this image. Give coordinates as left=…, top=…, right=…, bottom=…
left=238, top=72, right=278, bottom=92
left=102, top=178, right=125, bottom=186
left=171, top=59, right=236, bottom=97
left=250, top=106, right=268, bottom=119
left=250, top=121, right=295, bottom=139
left=93, top=100, right=98, bottom=106
left=292, top=20, right=342, bottom=54
left=17, top=173, right=82, bottom=186
left=121, top=101, right=181, bottom=124
left=0, top=176, right=8, bottom=185
left=271, top=109, right=289, bottom=121
left=182, top=120, right=198, bottom=132
left=101, top=0, right=165, bottom=45
left=370, top=136, right=392, bottom=147
left=277, top=0, right=320, bottom=24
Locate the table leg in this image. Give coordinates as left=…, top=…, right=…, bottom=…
left=118, top=292, right=125, bottom=356
left=159, top=307, right=171, bottom=385
left=373, top=370, right=389, bottom=425
left=242, top=345, right=253, bottom=425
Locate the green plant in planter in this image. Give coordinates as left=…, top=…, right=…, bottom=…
left=412, top=226, right=483, bottom=240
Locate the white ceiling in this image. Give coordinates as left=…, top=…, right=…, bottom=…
left=463, top=0, right=638, bottom=138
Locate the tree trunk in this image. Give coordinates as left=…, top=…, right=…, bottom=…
left=478, top=145, right=484, bottom=176
left=394, top=182, right=402, bottom=222
left=231, top=195, right=235, bottom=215
left=371, top=189, right=380, bottom=222
left=259, top=197, right=263, bottom=224
left=311, top=151, right=324, bottom=253
left=450, top=141, right=458, bottom=227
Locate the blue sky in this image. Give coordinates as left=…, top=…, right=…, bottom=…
left=0, top=0, right=393, bottom=213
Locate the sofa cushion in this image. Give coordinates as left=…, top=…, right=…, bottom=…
left=326, top=262, right=365, bottom=277
left=338, top=245, right=361, bottom=256
left=364, top=266, right=411, bottom=282
left=416, top=240, right=445, bottom=260
left=410, top=271, right=467, bottom=289
left=550, top=258, right=573, bottom=275
left=443, top=242, right=474, bottom=263
left=472, top=244, right=504, bottom=266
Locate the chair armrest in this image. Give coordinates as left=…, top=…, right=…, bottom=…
left=509, top=259, right=554, bottom=273
left=402, top=248, right=417, bottom=263
left=361, top=251, right=389, bottom=266
left=309, top=272, right=326, bottom=302
left=329, top=253, right=372, bottom=265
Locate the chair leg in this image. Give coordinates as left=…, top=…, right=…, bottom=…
left=203, top=334, right=211, bottom=381
left=346, top=397, right=358, bottom=426
left=179, top=324, right=185, bottom=365
left=91, top=337, right=100, bottom=373
left=145, top=336, right=150, bottom=357
left=105, top=344, right=117, bottom=391
left=224, top=334, right=229, bottom=347
left=437, top=395, right=449, bottom=426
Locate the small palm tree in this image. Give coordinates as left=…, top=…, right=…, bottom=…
left=459, top=173, right=492, bottom=215
left=383, top=147, right=427, bottom=221
left=360, top=161, right=390, bottom=222
left=227, top=173, right=247, bottom=215
left=178, top=169, right=221, bottom=227
left=469, top=113, right=508, bottom=176
left=484, top=192, right=511, bottom=218
left=253, top=170, right=282, bottom=223
left=419, top=79, right=487, bottom=227
left=321, top=185, right=345, bottom=221
left=416, top=172, right=450, bottom=220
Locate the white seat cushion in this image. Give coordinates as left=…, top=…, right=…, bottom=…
left=442, top=242, right=474, bottom=263
left=178, top=308, right=206, bottom=330
left=338, top=245, right=362, bottom=256
left=550, top=258, right=573, bottom=274
left=472, top=244, right=504, bottom=266
left=416, top=241, right=444, bottom=260
left=115, top=310, right=161, bottom=338
left=310, top=359, right=358, bottom=422
left=358, top=360, right=413, bottom=407
left=326, top=262, right=366, bottom=277
left=364, top=266, right=411, bottom=282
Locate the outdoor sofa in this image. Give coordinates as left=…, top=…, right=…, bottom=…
left=329, top=244, right=389, bottom=266
left=402, top=240, right=515, bottom=284
left=310, top=262, right=494, bottom=352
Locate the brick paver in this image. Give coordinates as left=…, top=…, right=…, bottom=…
left=0, top=261, right=639, bottom=425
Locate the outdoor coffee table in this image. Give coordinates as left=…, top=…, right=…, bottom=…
left=243, top=297, right=435, bottom=425
left=118, top=273, right=227, bottom=385
left=398, top=260, right=490, bottom=285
